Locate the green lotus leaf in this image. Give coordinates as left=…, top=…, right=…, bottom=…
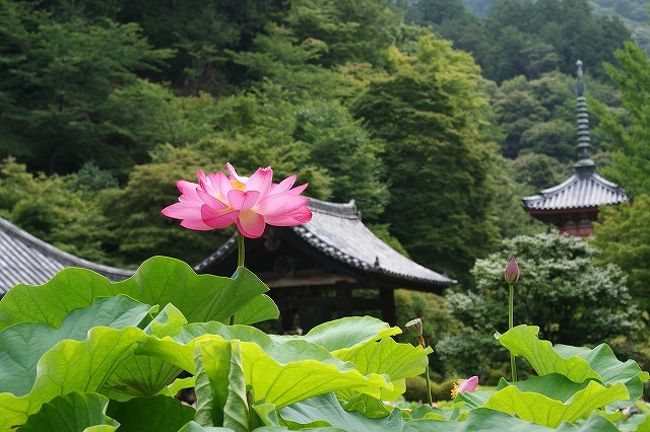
left=0, top=256, right=274, bottom=329
left=194, top=340, right=249, bottom=431
left=483, top=380, right=629, bottom=427
left=157, top=376, right=196, bottom=397
left=334, top=336, right=431, bottom=400
left=401, top=408, right=555, bottom=431
left=0, top=326, right=147, bottom=428
left=617, top=411, right=650, bottom=432
left=0, top=295, right=151, bottom=396
left=280, top=392, right=403, bottom=432
left=279, top=316, right=401, bottom=353
left=177, top=422, right=235, bottom=432
left=234, top=337, right=387, bottom=408
left=456, top=389, right=496, bottom=410
left=499, top=325, right=649, bottom=398
left=16, top=392, right=118, bottom=432
left=497, top=374, right=590, bottom=402
left=234, top=294, right=279, bottom=325
left=253, top=428, right=344, bottom=432
left=341, top=393, right=392, bottom=418
left=101, top=304, right=190, bottom=401
left=178, top=322, right=355, bottom=370
left=556, top=415, right=621, bottom=432
left=553, top=343, right=650, bottom=400
left=106, top=395, right=195, bottom=432
left=498, top=325, right=600, bottom=383
left=134, top=332, right=391, bottom=409
left=335, top=335, right=430, bottom=381
left=400, top=408, right=620, bottom=432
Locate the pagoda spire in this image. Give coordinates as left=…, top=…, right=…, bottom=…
left=574, top=60, right=595, bottom=175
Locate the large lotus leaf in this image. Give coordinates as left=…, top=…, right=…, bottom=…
left=101, top=355, right=182, bottom=401
left=556, top=415, right=621, bottom=432
left=0, top=295, right=152, bottom=396
left=280, top=392, right=403, bottom=432
left=254, top=428, right=344, bottom=432
left=0, top=326, right=147, bottom=428
left=177, top=322, right=421, bottom=401
left=177, top=422, right=235, bottom=431
left=553, top=343, right=650, bottom=400
left=335, top=336, right=430, bottom=382
left=498, top=325, right=600, bottom=383
left=101, top=304, right=190, bottom=401
left=341, top=393, right=392, bottom=418
left=618, top=412, right=650, bottom=432
left=0, top=257, right=274, bottom=329
left=401, top=408, right=555, bottom=432
left=105, top=395, right=195, bottom=432
left=335, top=336, right=430, bottom=400
left=456, top=389, right=496, bottom=410
left=400, top=408, right=619, bottom=432
left=234, top=294, right=279, bottom=325
left=497, top=374, right=590, bottom=402
left=178, top=322, right=357, bottom=371
left=483, top=380, right=629, bottom=427
left=275, top=316, right=400, bottom=353
left=499, top=325, right=649, bottom=398
left=141, top=334, right=389, bottom=409
left=16, top=392, right=118, bottom=432
left=194, top=340, right=249, bottom=431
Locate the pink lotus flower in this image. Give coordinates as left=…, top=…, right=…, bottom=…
left=451, top=375, right=479, bottom=399
left=161, top=163, right=312, bottom=238
left=504, top=256, right=520, bottom=285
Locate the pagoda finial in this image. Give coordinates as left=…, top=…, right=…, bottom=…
left=574, top=60, right=595, bottom=175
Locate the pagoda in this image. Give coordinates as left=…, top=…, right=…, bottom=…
left=522, top=61, right=629, bottom=237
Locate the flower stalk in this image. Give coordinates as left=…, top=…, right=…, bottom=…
left=237, top=232, right=245, bottom=268
left=406, top=318, right=433, bottom=406
left=505, top=257, right=520, bottom=382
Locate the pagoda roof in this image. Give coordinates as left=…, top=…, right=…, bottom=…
left=522, top=171, right=629, bottom=211
left=196, top=198, right=456, bottom=290
left=0, top=217, right=132, bottom=295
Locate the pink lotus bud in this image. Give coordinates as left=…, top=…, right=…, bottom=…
left=504, top=256, right=520, bottom=285
left=451, top=375, right=479, bottom=399
left=458, top=376, right=479, bottom=393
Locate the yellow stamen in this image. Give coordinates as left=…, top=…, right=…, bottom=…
left=450, top=381, right=461, bottom=400
left=230, top=179, right=246, bottom=191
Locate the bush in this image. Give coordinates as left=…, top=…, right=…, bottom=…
left=437, top=233, right=641, bottom=378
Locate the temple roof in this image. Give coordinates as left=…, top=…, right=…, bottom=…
left=0, top=217, right=132, bottom=294
left=522, top=172, right=629, bottom=211
left=196, top=198, right=456, bottom=289
left=522, top=60, right=629, bottom=213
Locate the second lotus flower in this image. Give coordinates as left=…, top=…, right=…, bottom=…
left=161, top=163, right=312, bottom=238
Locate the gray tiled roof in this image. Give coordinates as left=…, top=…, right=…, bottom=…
left=522, top=172, right=629, bottom=211
left=196, top=198, right=456, bottom=288
left=0, top=217, right=132, bottom=295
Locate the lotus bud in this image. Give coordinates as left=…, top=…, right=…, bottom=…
left=451, top=375, right=479, bottom=399
left=504, top=256, right=520, bottom=285
left=405, top=318, right=423, bottom=337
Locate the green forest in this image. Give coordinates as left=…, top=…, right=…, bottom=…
left=1, top=0, right=649, bottom=380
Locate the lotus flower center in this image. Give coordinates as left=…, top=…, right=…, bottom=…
left=230, top=179, right=246, bottom=191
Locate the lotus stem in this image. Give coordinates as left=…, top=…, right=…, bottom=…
left=509, top=282, right=518, bottom=382
left=230, top=233, right=246, bottom=325
left=237, top=232, right=245, bottom=268
left=417, top=336, right=433, bottom=406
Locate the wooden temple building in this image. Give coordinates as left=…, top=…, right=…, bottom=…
left=522, top=61, right=629, bottom=236
left=196, top=198, right=456, bottom=330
